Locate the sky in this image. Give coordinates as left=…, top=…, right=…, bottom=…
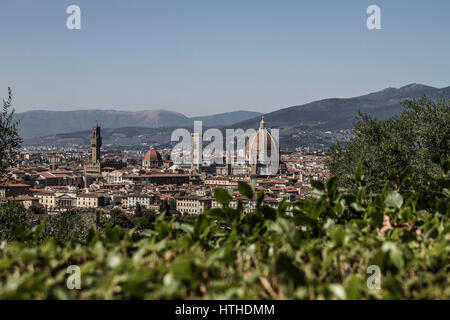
left=0, top=0, right=449, bottom=116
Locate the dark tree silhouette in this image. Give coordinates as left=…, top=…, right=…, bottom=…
left=0, top=88, right=22, bottom=178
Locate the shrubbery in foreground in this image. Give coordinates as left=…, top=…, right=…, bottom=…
left=326, top=97, right=449, bottom=191
left=0, top=157, right=448, bottom=299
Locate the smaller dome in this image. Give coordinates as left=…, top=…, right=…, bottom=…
left=143, top=149, right=162, bottom=162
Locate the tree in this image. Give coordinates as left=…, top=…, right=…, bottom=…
left=45, top=209, right=97, bottom=243
left=159, top=200, right=169, bottom=216
left=159, top=199, right=179, bottom=216
left=0, top=88, right=22, bottom=178
left=0, top=202, right=38, bottom=241
left=108, top=210, right=134, bottom=229
left=134, top=202, right=142, bottom=217
left=326, top=96, right=450, bottom=191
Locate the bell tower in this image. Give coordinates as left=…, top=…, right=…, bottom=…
left=91, top=122, right=102, bottom=163
left=84, top=122, right=102, bottom=186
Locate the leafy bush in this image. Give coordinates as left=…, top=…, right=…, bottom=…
left=326, top=97, right=450, bottom=191
left=0, top=159, right=448, bottom=299
left=0, top=201, right=38, bottom=241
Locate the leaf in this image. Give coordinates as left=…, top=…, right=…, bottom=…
left=345, top=276, right=361, bottom=300
left=277, top=198, right=288, bottom=216
left=310, top=180, right=325, bottom=191
left=194, top=214, right=212, bottom=238
left=350, top=202, right=365, bottom=213
left=250, top=179, right=257, bottom=194
left=180, top=223, right=194, bottom=235
left=293, top=215, right=316, bottom=229
left=385, top=191, right=403, bottom=210
left=326, top=177, right=338, bottom=200
left=328, top=284, right=347, bottom=300
left=256, top=189, right=265, bottom=207
left=366, top=208, right=384, bottom=228
left=331, top=225, right=347, bottom=246
left=214, top=188, right=231, bottom=206
left=382, top=241, right=404, bottom=270
left=207, top=207, right=227, bottom=221
left=259, top=205, right=277, bottom=221
left=399, top=168, right=412, bottom=184
left=356, top=187, right=366, bottom=204
left=238, top=181, right=254, bottom=199
left=354, top=163, right=364, bottom=182
left=274, top=253, right=306, bottom=286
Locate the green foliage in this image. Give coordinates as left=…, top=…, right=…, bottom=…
left=326, top=96, right=450, bottom=191
left=134, top=203, right=142, bottom=217
left=108, top=210, right=134, bottom=230
left=0, top=87, right=22, bottom=177
left=238, top=180, right=254, bottom=199
left=0, top=162, right=448, bottom=299
left=44, top=210, right=98, bottom=243
left=0, top=201, right=38, bottom=241
left=214, top=188, right=231, bottom=207
left=159, top=199, right=178, bottom=216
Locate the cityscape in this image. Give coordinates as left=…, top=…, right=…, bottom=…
left=1, top=117, right=328, bottom=216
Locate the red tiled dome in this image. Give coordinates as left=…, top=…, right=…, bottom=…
left=246, top=116, right=276, bottom=155
left=143, top=149, right=162, bottom=162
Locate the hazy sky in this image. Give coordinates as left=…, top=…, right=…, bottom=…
left=1, top=0, right=449, bottom=116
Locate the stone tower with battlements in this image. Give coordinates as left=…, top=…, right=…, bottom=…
left=84, top=123, right=102, bottom=185
left=91, top=122, right=102, bottom=163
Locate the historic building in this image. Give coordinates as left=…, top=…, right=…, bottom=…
left=35, top=188, right=78, bottom=210
left=175, top=195, right=211, bottom=215
left=246, top=116, right=278, bottom=171
left=84, top=123, right=102, bottom=184
left=77, top=193, right=105, bottom=208
left=0, top=182, right=31, bottom=200
left=122, top=173, right=192, bottom=185
left=216, top=116, right=279, bottom=176
left=142, top=149, right=163, bottom=168
left=127, top=193, right=154, bottom=208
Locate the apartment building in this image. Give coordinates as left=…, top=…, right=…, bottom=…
left=127, top=194, right=153, bottom=209
left=76, top=193, right=105, bottom=208
left=176, top=196, right=212, bottom=215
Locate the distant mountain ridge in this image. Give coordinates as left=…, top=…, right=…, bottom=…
left=230, top=84, right=450, bottom=131
left=15, top=109, right=262, bottom=139
left=191, top=111, right=262, bottom=127
left=22, top=83, right=449, bottom=148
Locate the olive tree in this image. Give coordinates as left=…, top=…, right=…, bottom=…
left=0, top=88, right=22, bottom=177
left=326, top=96, right=450, bottom=191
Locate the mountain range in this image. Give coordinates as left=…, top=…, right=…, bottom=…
left=230, top=84, right=450, bottom=131
left=22, top=83, right=449, bottom=148
left=15, top=110, right=262, bottom=139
